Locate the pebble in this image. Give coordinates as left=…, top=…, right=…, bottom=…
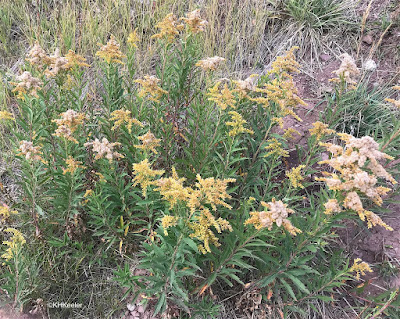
left=362, top=34, right=373, bottom=45
left=320, top=53, right=331, bottom=62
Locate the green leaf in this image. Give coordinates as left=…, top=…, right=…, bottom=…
left=280, top=278, right=297, bottom=301
left=284, top=273, right=310, bottom=294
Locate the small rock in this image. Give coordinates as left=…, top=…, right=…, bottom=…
left=320, top=53, right=331, bottom=62
left=127, top=304, right=136, bottom=312
left=362, top=34, right=373, bottom=45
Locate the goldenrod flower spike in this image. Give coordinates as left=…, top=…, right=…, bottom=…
left=64, top=50, right=90, bottom=68
left=323, top=199, right=341, bottom=215
left=191, top=175, right=236, bottom=212
left=135, top=131, right=161, bottom=154
left=283, top=127, right=301, bottom=140
left=233, top=74, right=258, bottom=97
left=0, top=205, right=18, bottom=224
left=96, top=35, right=126, bottom=64
left=250, top=76, right=305, bottom=121
left=161, top=215, right=179, bottom=236
left=245, top=199, right=301, bottom=236
left=26, top=41, right=51, bottom=69
left=270, top=46, right=300, bottom=77
left=155, top=167, right=189, bottom=209
left=309, top=121, right=335, bottom=140
left=127, top=29, right=140, bottom=48
left=286, top=165, right=305, bottom=189
left=207, top=82, right=236, bottom=110
left=132, top=159, right=164, bottom=197
left=11, top=71, right=43, bottom=100
left=181, top=9, right=208, bottom=34
left=196, top=56, right=225, bottom=72
left=1, top=228, right=26, bottom=261
left=44, top=48, right=69, bottom=77
left=330, top=53, right=360, bottom=86
left=53, top=109, right=86, bottom=144
left=189, top=208, right=232, bottom=254
left=226, top=111, right=253, bottom=137
left=319, top=134, right=395, bottom=230
left=264, top=138, right=289, bottom=158
left=110, top=109, right=143, bottom=133
left=135, top=75, right=168, bottom=103
left=152, top=13, right=184, bottom=42
left=18, top=140, right=43, bottom=161
left=63, top=156, right=86, bottom=175
left=350, top=258, right=372, bottom=280
left=0, top=111, right=15, bottom=122
left=84, top=138, right=124, bottom=163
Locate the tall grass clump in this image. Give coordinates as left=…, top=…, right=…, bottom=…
left=0, top=0, right=358, bottom=72
left=0, top=10, right=399, bottom=318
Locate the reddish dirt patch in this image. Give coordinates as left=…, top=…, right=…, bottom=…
left=0, top=306, right=37, bottom=319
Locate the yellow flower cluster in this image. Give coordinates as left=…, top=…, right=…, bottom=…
left=82, top=189, right=94, bottom=205
left=264, top=138, right=289, bottom=158
left=187, top=175, right=235, bottom=253
left=96, top=35, right=126, bottom=64
left=196, top=56, right=225, bottom=72
left=238, top=48, right=305, bottom=121
left=269, top=46, right=300, bottom=78
left=350, top=258, right=372, bottom=280
left=26, top=42, right=88, bottom=76
left=64, top=50, right=90, bottom=69
left=318, top=134, right=396, bottom=230
left=250, top=77, right=305, bottom=121
left=180, top=9, right=208, bottom=34
left=0, top=111, right=14, bottom=122
left=45, top=49, right=89, bottom=77
left=323, top=199, right=341, bottom=215
left=26, top=42, right=52, bottom=69
left=233, top=74, right=258, bottom=97
left=161, top=215, right=179, bottom=236
left=110, top=109, right=143, bottom=134
left=85, top=138, right=124, bottom=163
left=132, top=159, right=165, bottom=197
left=152, top=13, right=184, bottom=42
left=309, top=121, right=335, bottom=140
left=63, top=156, right=86, bottom=175
left=207, top=82, right=236, bottom=110
left=135, top=131, right=161, bottom=154
left=245, top=199, right=302, bottom=236
left=330, top=53, right=360, bottom=86
left=286, top=165, right=305, bottom=189
left=283, top=127, right=301, bottom=140
left=189, top=207, right=232, bottom=254
left=0, top=204, right=17, bottom=224
left=53, top=109, right=86, bottom=144
left=44, top=48, right=68, bottom=77
left=1, top=228, right=26, bottom=261
left=18, top=140, right=43, bottom=161
left=385, top=85, right=400, bottom=109
left=127, top=29, right=140, bottom=48
left=11, top=71, right=43, bottom=100
left=155, top=167, right=189, bottom=209
left=272, top=117, right=284, bottom=128
left=226, top=111, right=253, bottom=137
left=135, top=75, right=168, bottom=103
left=190, top=175, right=236, bottom=212
left=153, top=167, right=236, bottom=253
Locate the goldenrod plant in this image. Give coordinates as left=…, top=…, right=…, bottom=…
left=0, top=10, right=399, bottom=318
